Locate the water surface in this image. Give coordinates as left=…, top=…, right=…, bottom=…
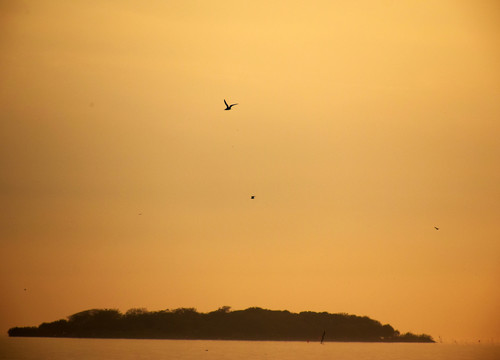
left=1, top=337, right=498, bottom=360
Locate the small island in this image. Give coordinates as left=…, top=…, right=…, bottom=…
left=8, top=307, right=434, bottom=342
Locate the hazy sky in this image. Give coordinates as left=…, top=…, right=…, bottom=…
left=1, top=0, right=499, bottom=342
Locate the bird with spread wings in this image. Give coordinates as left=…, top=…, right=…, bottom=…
left=224, top=99, right=238, bottom=110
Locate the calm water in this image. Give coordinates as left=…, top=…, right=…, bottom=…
left=1, top=337, right=499, bottom=360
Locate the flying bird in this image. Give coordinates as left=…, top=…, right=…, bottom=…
left=434, top=226, right=439, bottom=230
left=224, top=99, right=238, bottom=110
left=251, top=196, right=255, bottom=199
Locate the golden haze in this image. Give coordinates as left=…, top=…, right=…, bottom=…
left=0, top=0, right=499, bottom=342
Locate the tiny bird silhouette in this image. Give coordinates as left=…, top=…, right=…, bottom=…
left=224, top=99, right=238, bottom=110
left=434, top=226, right=439, bottom=230
left=251, top=196, right=255, bottom=199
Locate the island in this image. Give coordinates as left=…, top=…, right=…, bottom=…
left=8, top=307, right=434, bottom=342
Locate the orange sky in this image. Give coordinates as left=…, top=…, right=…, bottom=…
left=1, top=0, right=499, bottom=343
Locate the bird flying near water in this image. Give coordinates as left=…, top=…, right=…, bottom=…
left=224, top=99, right=238, bottom=110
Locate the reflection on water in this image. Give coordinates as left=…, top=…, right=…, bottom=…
left=1, top=337, right=499, bottom=360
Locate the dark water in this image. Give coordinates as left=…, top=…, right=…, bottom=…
left=1, top=337, right=499, bottom=360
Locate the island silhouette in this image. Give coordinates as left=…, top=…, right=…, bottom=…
left=8, top=306, right=434, bottom=342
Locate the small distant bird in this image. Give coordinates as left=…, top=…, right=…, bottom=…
left=251, top=196, right=255, bottom=199
left=24, top=288, right=27, bottom=291
left=434, top=226, right=439, bottom=230
left=224, top=99, right=238, bottom=110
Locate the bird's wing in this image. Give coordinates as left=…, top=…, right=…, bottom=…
left=230, top=103, right=238, bottom=107
left=224, top=99, right=228, bottom=107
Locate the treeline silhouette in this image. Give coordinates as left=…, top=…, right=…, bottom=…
left=8, top=307, right=434, bottom=342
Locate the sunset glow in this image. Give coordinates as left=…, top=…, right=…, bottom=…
left=1, top=0, right=499, bottom=343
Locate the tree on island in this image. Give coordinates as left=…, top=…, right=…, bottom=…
left=8, top=307, right=434, bottom=343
